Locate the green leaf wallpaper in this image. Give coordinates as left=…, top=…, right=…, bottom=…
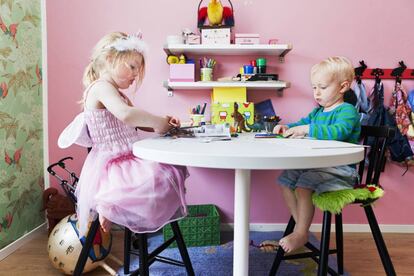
left=0, top=0, right=44, bottom=249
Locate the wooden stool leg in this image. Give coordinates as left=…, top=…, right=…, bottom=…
left=318, top=212, right=331, bottom=276
left=170, top=221, right=195, bottom=276
left=73, top=217, right=100, bottom=276
left=138, top=233, right=149, bottom=276
left=364, top=205, right=396, bottom=276
left=269, top=216, right=296, bottom=276
left=124, top=228, right=132, bottom=274
left=335, top=213, right=344, bottom=275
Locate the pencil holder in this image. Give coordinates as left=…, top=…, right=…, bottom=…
left=200, top=67, right=213, bottom=81
left=190, top=114, right=205, bottom=126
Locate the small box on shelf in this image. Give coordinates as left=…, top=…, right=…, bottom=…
left=186, top=34, right=201, bottom=45
left=201, top=26, right=231, bottom=45
left=235, top=33, right=260, bottom=45
left=169, top=64, right=195, bottom=82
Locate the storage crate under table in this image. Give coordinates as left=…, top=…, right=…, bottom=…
left=163, top=204, right=220, bottom=247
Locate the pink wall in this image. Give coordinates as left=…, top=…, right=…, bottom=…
left=47, top=0, right=414, bottom=225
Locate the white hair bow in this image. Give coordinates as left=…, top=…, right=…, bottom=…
left=107, top=32, right=148, bottom=56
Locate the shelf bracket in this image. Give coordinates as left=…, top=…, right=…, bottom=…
left=276, top=88, right=284, bottom=97
left=279, top=49, right=290, bottom=63
left=167, top=87, right=174, bottom=97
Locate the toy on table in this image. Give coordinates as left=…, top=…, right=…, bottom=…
left=263, top=115, right=281, bottom=133
left=254, top=133, right=284, bottom=138
left=231, top=102, right=251, bottom=133
left=164, top=126, right=197, bottom=138
left=246, top=113, right=264, bottom=132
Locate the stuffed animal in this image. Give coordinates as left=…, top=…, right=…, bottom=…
left=42, top=187, right=75, bottom=235
left=198, top=0, right=234, bottom=27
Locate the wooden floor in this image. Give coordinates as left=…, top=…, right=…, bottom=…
left=0, top=229, right=413, bottom=276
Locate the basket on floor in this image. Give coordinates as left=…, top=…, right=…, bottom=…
left=163, top=204, right=220, bottom=247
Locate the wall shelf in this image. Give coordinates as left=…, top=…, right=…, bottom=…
left=163, top=44, right=292, bottom=59
left=163, top=42, right=292, bottom=95
left=163, top=80, right=290, bottom=91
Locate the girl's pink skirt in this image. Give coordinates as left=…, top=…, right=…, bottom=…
left=75, top=144, right=188, bottom=236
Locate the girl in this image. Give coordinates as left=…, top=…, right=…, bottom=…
left=58, top=32, right=188, bottom=236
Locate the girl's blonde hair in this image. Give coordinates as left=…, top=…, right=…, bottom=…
left=311, top=56, right=355, bottom=84
left=81, top=32, right=146, bottom=102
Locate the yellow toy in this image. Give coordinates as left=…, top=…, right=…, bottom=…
left=178, top=54, right=186, bottom=64
left=198, top=0, right=235, bottom=27
left=208, top=0, right=223, bottom=26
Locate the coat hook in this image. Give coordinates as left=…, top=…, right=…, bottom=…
left=354, top=60, right=367, bottom=84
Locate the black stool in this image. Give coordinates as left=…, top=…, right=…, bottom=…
left=269, top=125, right=396, bottom=276
left=73, top=218, right=195, bottom=276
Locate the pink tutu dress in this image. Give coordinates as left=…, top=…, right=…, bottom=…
left=58, top=107, right=188, bottom=237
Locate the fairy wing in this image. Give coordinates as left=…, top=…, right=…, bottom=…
left=58, top=113, right=93, bottom=148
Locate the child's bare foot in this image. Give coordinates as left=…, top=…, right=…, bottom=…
left=99, top=216, right=112, bottom=233
left=279, top=231, right=308, bottom=253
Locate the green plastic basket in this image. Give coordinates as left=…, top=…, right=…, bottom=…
left=163, top=204, right=220, bottom=247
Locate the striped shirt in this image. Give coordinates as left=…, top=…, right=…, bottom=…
left=287, top=103, right=361, bottom=144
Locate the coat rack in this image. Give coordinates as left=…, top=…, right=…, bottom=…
left=354, top=60, right=414, bottom=83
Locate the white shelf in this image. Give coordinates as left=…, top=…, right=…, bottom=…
left=163, top=80, right=290, bottom=91
left=163, top=43, right=292, bottom=57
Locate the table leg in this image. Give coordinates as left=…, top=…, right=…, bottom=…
left=233, top=169, right=251, bottom=276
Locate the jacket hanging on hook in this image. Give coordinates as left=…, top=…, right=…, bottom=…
left=365, top=80, right=413, bottom=163
left=352, top=81, right=370, bottom=124
left=389, top=82, right=414, bottom=140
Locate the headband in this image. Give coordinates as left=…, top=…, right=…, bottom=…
left=106, top=32, right=148, bottom=57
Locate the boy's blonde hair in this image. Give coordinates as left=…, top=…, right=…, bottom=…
left=311, top=56, right=355, bottom=84
left=81, top=32, right=146, bottom=102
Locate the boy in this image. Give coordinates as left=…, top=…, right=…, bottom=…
left=273, top=56, right=360, bottom=253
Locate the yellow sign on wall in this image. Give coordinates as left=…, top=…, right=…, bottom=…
left=211, top=87, right=247, bottom=103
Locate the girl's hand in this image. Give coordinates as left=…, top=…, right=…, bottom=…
left=155, top=118, right=173, bottom=134
left=273, top=124, right=289, bottom=135
left=284, top=125, right=309, bottom=138
left=155, top=116, right=180, bottom=134
left=167, top=116, right=181, bottom=128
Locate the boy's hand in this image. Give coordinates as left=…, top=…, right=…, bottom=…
left=273, top=124, right=289, bottom=135
left=284, top=125, right=309, bottom=138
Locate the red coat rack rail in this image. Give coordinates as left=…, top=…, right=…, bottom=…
left=359, top=68, right=414, bottom=80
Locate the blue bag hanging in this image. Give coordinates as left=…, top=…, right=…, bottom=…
left=408, top=89, right=414, bottom=111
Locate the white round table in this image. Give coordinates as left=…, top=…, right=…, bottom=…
left=133, top=133, right=365, bottom=276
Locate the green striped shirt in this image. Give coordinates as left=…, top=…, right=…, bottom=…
left=287, top=103, right=361, bottom=144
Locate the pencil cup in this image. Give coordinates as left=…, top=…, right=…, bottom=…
left=190, top=114, right=205, bottom=126
left=200, top=68, right=213, bottom=81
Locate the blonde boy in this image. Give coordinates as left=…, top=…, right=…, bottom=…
left=273, top=57, right=360, bottom=252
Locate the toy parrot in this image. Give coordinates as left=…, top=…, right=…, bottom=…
left=223, top=6, right=234, bottom=26
left=207, top=0, right=224, bottom=26
left=199, top=0, right=234, bottom=27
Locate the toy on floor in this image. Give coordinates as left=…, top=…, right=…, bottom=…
left=47, top=214, right=116, bottom=275
left=249, top=239, right=280, bottom=253
left=46, top=157, right=122, bottom=275
left=42, top=187, right=75, bottom=235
